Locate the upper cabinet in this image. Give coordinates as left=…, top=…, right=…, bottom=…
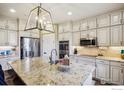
left=0, top=18, right=7, bottom=29
left=97, top=14, right=110, bottom=27
left=87, top=18, right=96, bottom=29
left=81, top=29, right=96, bottom=39
left=88, top=29, right=97, bottom=38
left=0, top=30, right=17, bottom=46
left=0, top=30, right=8, bottom=46
left=72, top=21, right=80, bottom=32
left=72, top=32, right=80, bottom=46
left=81, top=31, right=88, bottom=38
left=110, top=11, right=122, bottom=26
left=59, top=22, right=72, bottom=33
left=19, top=20, right=26, bottom=31
left=0, top=17, right=17, bottom=30
left=80, top=20, right=88, bottom=31
left=97, top=27, right=110, bottom=46
left=58, top=24, right=64, bottom=33
left=8, top=31, right=17, bottom=46
left=19, top=31, right=31, bottom=37
left=59, top=33, right=71, bottom=41
left=110, top=25, right=122, bottom=46
left=64, top=22, right=72, bottom=32
left=7, top=19, right=17, bottom=30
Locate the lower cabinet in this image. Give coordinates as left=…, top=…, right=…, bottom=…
left=76, top=57, right=124, bottom=85
left=76, top=56, right=96, bottom=78
left=96, top=59, right=124, bottom=85
left=110, top=66, right=123, bottom=85
left=110, top=61, right=124, bottom=85
left=96, top=59, right=110, bottom=82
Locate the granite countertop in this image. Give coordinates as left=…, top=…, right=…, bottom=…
left=8, top=57, right=95, bottom=85
left=96, top=56, right=124, bottom=62
left=0, top=55, right=17, bottom=59
left=71, top=53, right=124, bottom=62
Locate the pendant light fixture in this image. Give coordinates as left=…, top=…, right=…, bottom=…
left=24, top=3, right=54, bottom=33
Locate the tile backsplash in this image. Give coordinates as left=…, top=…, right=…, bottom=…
left=72, top=46, right=124, bottom=58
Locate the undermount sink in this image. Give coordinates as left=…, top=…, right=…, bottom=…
left=57, top=65, right=70, bottom=72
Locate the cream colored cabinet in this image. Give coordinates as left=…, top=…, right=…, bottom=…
left=0, top=30, right=8, bottom=45
left=72, top=21, right=80, bottom=32
left=63, top=22, right=72, bottom=32
left=110, top=66, right=123, bottom=85
left=0, top=30, right=17, bottom=46
left=87, top=18, right=96, bottom=29
left=19, top=20, right=26, bottom=31
left=0, top=18, right=17, bottom=30
left=88, top=29, right=96, bottom=38
left=111, top=11, right=122, bottom=25
left=110, top=25, right=122, bottom=46
left=58, top=33, right=63, bottom=41
left=19, top=31, right=31, bottom=37
left=59, top=22, right=72, bottom=33
left=97, top=14, right=110, bottom=27
left=30, top=33, right=39, bottom=38
left=0, top=18, right=7, bottom=29
left=122, top=25, right=124, bottom=45
left=8, top=31, right=17, bottom=46
left=123, top=11, right=124, bottom=24
left=96, top=59, right=110, bottom=82
left=97, top=27, right=110, bottom=46
left=110, top=61, right=124, bottom=85
left=7, top=20, right=17, bottom=30
left=59, top=33, right=71, bottom=41
left=72, top=32, right=80, bottom=46
left=81, top=30, right=96, bottom=39
left=81, top=31, right=88, bottom=38
left=80, top=20, right=88, bottom=31
left=58, top=24, right=64, bottom=33
left=30, top=30, right=40, bottom=38
left=77, top=56, right=96, bottom=78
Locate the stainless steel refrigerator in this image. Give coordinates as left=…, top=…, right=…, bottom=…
left=20, top=37, right=40, bottom=59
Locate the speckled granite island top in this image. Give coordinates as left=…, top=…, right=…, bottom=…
left=8, top=57, right=95, bottom=85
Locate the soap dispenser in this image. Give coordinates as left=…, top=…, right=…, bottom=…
left=121, top=50, right=124, bottom=59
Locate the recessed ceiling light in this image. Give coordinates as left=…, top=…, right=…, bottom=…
left=67, top=11, right=72, bottom=16
left=10, top=9, right=16, bottom=13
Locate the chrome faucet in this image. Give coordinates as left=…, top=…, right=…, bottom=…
left=49, top=49, right=57, bottom=65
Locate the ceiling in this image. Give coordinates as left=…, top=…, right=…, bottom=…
left=0, top=3, right=124, bottom=23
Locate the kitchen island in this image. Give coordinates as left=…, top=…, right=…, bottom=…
left=8, top=57, right=95, bottom=85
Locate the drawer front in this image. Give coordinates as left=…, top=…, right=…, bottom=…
left=77, top=57, right=96, bottom=63
left=96, top=59, right=109, bottom=65
left=110, top=61, right=124, bottom=67
left=77, top=57, right=96, bottom=66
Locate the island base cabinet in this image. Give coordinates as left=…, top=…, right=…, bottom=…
left=96, top=60, right=110, bottom=82
left=110, top=66, right=124, bottom=85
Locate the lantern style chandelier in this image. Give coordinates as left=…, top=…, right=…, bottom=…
left=24, top=3, right=54, bottom=33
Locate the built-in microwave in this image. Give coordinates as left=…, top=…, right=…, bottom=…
left=80, top=38, right=97, bottom=46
